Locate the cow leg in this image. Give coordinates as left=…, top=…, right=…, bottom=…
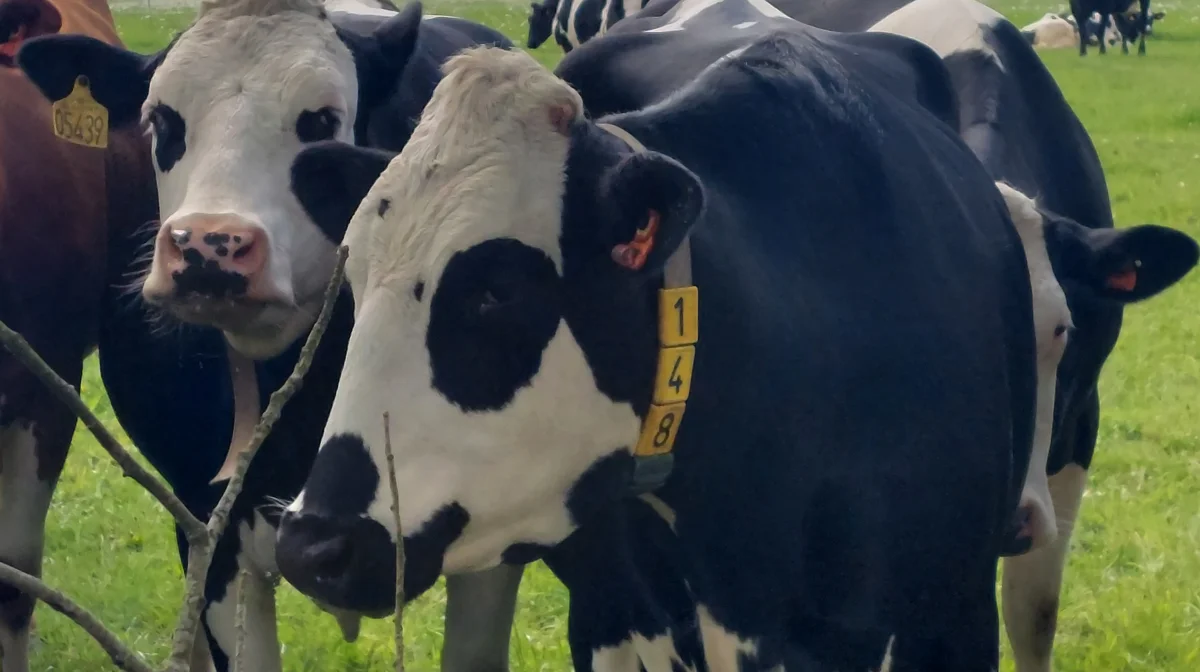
left=441, top=564, right=524, bottom=672
left=1002, top=463, right=1088, bottom=672
left=1138, top=0, right=1149, bottom=55
left=1098, top=13, right=1110, bottom=53
left=0, top=373, right=75, bottom=672
left=1073, top=8, right=1089, bottom=55
left=203, top=567, right=280, bottom=672
left=0, top=422, right=54, bottom=672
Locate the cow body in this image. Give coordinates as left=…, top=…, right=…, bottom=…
left=526, top=0, right=648, bottom=52
left=1070, top=0, right=1150, bottom=55
left=17, top=1, right=527, bottom=670
left=275, top=3, right=1044, bottom=668
left=0, top=1, right=155, bottom=670
left=867, top=1, right=1197, bottom=668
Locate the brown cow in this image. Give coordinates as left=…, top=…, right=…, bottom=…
left=0, top=0, right=154, bottom=669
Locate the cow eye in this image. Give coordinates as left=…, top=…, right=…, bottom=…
left=147, top=104, right=186, bottom=172
left=296, top=107, right=341, bottom=143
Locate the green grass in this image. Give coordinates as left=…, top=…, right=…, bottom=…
left=27, top=1, right=1200, bottom=669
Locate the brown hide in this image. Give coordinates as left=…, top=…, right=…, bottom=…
left=0, top=0, right=154, bottom=648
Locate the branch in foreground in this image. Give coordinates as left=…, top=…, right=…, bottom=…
left=163, top=245, right=349, bottom=672
left=382, top=412, right=406, bottom=672
left=0, top=561, right=154, bottom=672
left=231, top=570, right=249, bottom=672
left=0, top=322, right=207, bottom=544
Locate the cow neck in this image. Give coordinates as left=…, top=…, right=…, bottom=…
left=211, top=341, right=262, bottom=484
left=597, top=122, right=695, bottom=507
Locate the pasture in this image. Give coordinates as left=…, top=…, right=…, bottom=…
left=27, top=1, right=1200, bottom=670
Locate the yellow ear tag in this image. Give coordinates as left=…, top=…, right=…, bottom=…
left=51, top=76, right=109, bottom=149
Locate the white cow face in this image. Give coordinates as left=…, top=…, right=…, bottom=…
left=138, top=1, right=361, bottom=358
left=16, top=0, right=426, bottom=359
left=275, top=46, right=705, bottom=613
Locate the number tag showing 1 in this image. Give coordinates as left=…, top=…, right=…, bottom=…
left=635, top=286, right=699, bottom=457
left=52, top=76, right=109, bottom=149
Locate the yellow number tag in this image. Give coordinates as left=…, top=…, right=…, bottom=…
left=652, top=344, right=695, bottom=404
left=51, top=76, right=109, bottom=149
left=635, top=402, right=687, bottom=457
left=659, top=286, right=698, bottom=347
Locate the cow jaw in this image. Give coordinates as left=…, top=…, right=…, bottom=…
left=139, top=2, right=358, bottom=359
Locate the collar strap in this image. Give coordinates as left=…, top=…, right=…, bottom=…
left=598, top=122, right=697, bottom=496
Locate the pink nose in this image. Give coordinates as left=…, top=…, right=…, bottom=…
left=144, top=215, right=269, bottom=301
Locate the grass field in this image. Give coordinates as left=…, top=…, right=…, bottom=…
left=25, top=1, right=1200, bottom=670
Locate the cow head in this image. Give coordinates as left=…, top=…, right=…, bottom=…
left=17, top=0, right=426, bottom=359
left=275, top=47, right=703, bottom=612
left=527, top=0, right=557, bottom=49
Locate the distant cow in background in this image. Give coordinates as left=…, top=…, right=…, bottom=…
left=527, top=0, right=648, bottom=52
left=1021, top=12, right=1079, bottom=49
left=1071, top=0, right=1152, bottom=55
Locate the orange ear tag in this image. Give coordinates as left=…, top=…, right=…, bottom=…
left=1106, top=268, right=1138, bottom=291
left=0, top=26, right=27, bottom=59
left=611, top=210, right=661, bottom=270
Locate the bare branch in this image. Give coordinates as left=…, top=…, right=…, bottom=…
left=163, top=246, right=349, bottom=672
left=382, top=412, right=406, bottom=672
left=0, top=322, right=207, bottom=544
left=0, top=561, right=154, bottom=672
left=232, top=570, right=249, bottom=672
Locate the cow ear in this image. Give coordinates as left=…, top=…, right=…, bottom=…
left=1046, top=216, right=1200, bottom=304
left=374, top=0, right=423, bottom=64
left=1152, top=11, right=1165, bottom=20
left=601, top=152, right=705, bottom=275
left=17, top=34, right=164, bottom=128
left=292, top=141, right=396, bottom=244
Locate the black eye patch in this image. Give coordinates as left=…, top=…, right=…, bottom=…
left=296, top=107, right=342, bottom=143
left=148, top=103, right=186, bottom=172
left=427, top=239, right=562, bottom=411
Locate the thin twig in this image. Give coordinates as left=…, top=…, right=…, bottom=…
left=0, top=322, right=207, bottom=545
left=0, top=561, right=154, bottom=672
left=231, top=570, right=249, bottom=672
left=382, top=412, right=406, bottom=672
left=163, top=246, right=349, bottom=672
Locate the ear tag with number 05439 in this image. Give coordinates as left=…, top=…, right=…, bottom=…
left=51, top=76, right=109, bottom=149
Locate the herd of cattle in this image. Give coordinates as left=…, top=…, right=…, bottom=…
left=0, top=0, right=1196, bottom=670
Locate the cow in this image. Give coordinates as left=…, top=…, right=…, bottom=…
left=1020, top=13, right=1079, bottom=49
left=15, top=0, right=527, bottom=670
left=526, top=0, right=648, bottom=52
left=274, top=11, right=1048, bottom=669
left=1070, top=0, right=1151, bottom=55
left=867, top=0, right=1198, bottom=668
left=0, top=1, right=156, bottom=670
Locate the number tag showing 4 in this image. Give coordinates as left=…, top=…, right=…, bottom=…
left=635, top=286, right=699, bottom=458
left=51, top=76, right=109, bottom=149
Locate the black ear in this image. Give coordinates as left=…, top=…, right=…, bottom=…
left=292, top=141, right=396, bottom=244
left=17, top=33, right=165, bottom=128
left=1152, top=11, right=1165, bottom=20
left=601, top=152, right=705, bottom=275
left=1045, top=215, right=1200, bottom=304
left=344, top=0, right=422, bottom=115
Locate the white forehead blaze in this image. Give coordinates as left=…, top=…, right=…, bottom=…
left=313, top=48, right=642, bottom=572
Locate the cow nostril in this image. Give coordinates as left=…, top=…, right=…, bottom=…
left=232, top=239, right=256, bottom=261
left=305, top=534, right=353, bottom=582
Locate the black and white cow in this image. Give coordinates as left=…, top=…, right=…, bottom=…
left=16, top=0, right=526, bottom=670
left=1071, top=0, right=1151, bottom=55
left=274, top=7, right=1048, bottom=669
left=526, top=0, right=648, bottom=52
left=867, top=0, right=1197, bottom=668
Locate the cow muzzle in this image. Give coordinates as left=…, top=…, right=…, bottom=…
left=142, top=214, right=288, bottom=326
left=275, top=510, right=397, bottom=617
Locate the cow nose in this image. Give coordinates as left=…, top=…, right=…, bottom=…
left=275, top=510, right=397, bottom=615
left=143, top=214, right=268, bottom=301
